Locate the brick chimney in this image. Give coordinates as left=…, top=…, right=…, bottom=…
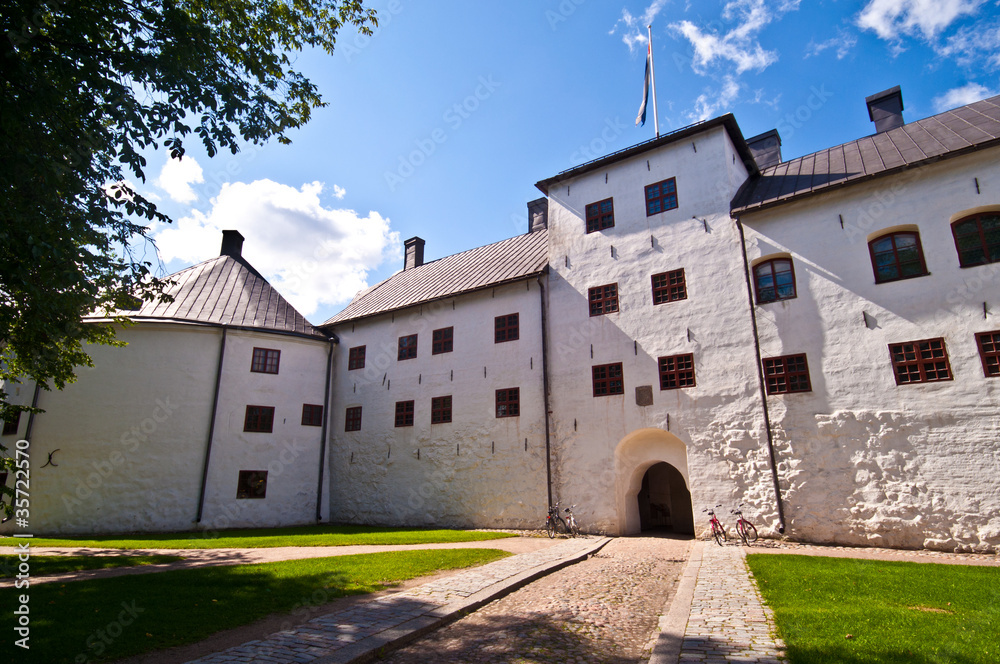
left=220, top=230, right=245, bottom=258
left=866, top=86, right=904, bottom=133
left=745, top=129, right=782, bottom=170
left=404, top=237, right=425, bottom=270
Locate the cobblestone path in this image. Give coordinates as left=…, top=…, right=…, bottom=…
left=380, top=536, right=692, bottom=664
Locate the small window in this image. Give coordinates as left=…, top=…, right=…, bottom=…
left=652, top=269, right=687, bottom=305
left=762, top=354, right=811, bottom=394
left=495, top=313, right=519, bottom=343
left=2, top=411, right=20, bottom=436
left=592, top=362, right=624, bottom=396
left=869, top=231, right=928, bottom=283
left=431, top=395, right=452, bottom=423
left=496, top=388, right=520, bottom=417
left=658, top=354, right=695, bottom=390
left=588, top=283, right=619, bottom=316
left=585, top=198, right=615, bottom=233
left=394, top=400, right=415, bottom=427
left=952, top=213, right=1000, bottom=267
left=888, top=338, right=953, bottom=385
left=398, top=334, right=418, bottom=361
left=301, top=404, right=323, bottom=427
left=348, top=346, right=366, bottom=370
left=237, top=470, right=268, bottom=499
left=244, top=405, right=275, bottom=433
left=345, top=406, right=362, bottom=432
left=754, top=258, right=796, bottom=304
left=645, top=177, right=678, bottom=216
left=251, top=348, right=280, bottom=374
left=433, top=327, right=454, bottom=355
left=976, top=331, right=1000, bottom=377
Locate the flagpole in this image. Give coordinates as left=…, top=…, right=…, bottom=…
left=648, top=24, right=659, bottom=137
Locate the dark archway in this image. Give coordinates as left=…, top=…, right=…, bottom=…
left=637, top=462, right=694, bottom=534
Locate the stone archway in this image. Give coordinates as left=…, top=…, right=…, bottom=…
left=614, top=428, right=693, bottom=536
left=636, top=462, right=694, bottom=534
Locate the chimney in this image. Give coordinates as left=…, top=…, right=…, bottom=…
left=746, top=129, right=782, bottom=170
left=220, top=230, right=245, bottom=258
left=404, top=237, right=425, bottom=270
left=866, top=86, right=904, bottom=133
left=527, top=198, right=548, bottom=233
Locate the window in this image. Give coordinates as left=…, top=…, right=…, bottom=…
left=251, top=347, right=280, bottom=374
left=869, top=231, right=928, bottom=283
left=301, top=404, right=323, bottom=427
left=753, top=258, right=796, bottom=303
left=345, top=406, right=363, bottom=432
left=585, top=198, right=615, bottom=233
left=394, top=400, right=415, bottom=427
left=592, top=362, right=624, bottom=396
left=976, top=331, right=1000, bottom=377
left=658, top=354, right=695, bottom=390
left=2, top=412, right=20, bottom=436
left=236, top=470, right=268, bottom=499
left=645, top=177, right=678, bottom=216
left=588, top=283, right=619, bottom=316
left=398, top=334, right=418, bottom=361
left=496, top=388, right=520, bottom=417
left=431, top=395, right=452, bottom=423
left=952, top=213, right=1000, bottom=267
left=433, top=327, right=454, bottom=355
left=762, top=354, right=811, bottom=394
left=348, top=346, right=366, bottom=370
left=495, top=313, right=519, bottom=343
left=888, top=338, right=953, bottom=385
left=244, top=406, right=274, bottom=433
left=652, top=269, right=687, bottom=305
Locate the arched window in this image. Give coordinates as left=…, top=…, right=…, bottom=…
left=753, top=258, right=796, bottom=304
left=952, top=212, right=1000, bottom=267
left=868, top=231, right=927, bottom=283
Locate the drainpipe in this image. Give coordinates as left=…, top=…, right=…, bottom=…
left=315, top=337, right=336, bottom=521
left=24, top=382, right=41, bottom=441
left=537, top=274, right=553, bottom=508
left=735, top=218, right=787, bottom=535
left=196, top=327, right=228, bottom=523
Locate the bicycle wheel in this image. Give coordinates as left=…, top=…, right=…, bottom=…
left=742, top=521, right=758, bottom=544
left=567, top=516, right=577, bottom=538
left=712, top=524, right=726, bottom=546
left=555, top=516, right=569, bottom=536
left=546, top=517, right=556, bottom=539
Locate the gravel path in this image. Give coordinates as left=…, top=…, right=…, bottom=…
left=379, top=535, right=692, bottom=664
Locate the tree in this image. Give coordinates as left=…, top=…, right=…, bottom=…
left=0, top=0, right=376, bottom=515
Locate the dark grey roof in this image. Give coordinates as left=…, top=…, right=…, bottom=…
left=93, top=255, right=328, bottom=339
left=323, top=231, right=549, bottom=326
left=732, top=94, right=1000, bottom=214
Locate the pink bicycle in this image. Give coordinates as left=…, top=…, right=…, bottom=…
left=703, top=505, right=726, bottom=546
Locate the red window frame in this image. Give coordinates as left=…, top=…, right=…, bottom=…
left=431, top=395, right=452, bottom=423
left=251, top=347, right=280, bottom=374
left=432, top=327, right=454, bottom=355
left=301, top=404, right=323, bottom=426
left=244, top=405, right=275, bottom=433
left=394, top=400, right=415, bottom=427
left=888, top=338, right=953, bottom=385
left=236, top=470, right=268, bottom=499
left=345, top=406, right=362, bottom=432
left=645, top=177, right=678, bottom=216
left=753, top=258, right=796, bottom=303
left=585, top=198, right=615, bottom=233
left=976, top=331, right=1000, bottom=377
left=762, top=354, right=811, bottom=394
left=952, top=213, right=1000, bottom=268
left=658, top=354, right=695, bottom=390
left=651, top=269, right=687, bottom=305
left=495, top=388, right=520, bottom=417
left=592, top=362, right=624, bottom=396
left=348, top=346, right=366, bottom=370
left=398, top=334, right=418, bottom=361
left=495, top=313, right=519, bottom=343
left=869, top=231, right=928, bottom=283
left=588, top=283, right=619, bottom=316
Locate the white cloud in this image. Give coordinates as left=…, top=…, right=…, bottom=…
left=688, top=76, right=741, bottom=122
left=154, top=179, right=401, bottom=318
left=856, top=0, right=984, bottom=41
left=154, top=153, right=205, bottom=204
left=932, top=83, right=1000, bottom=112
left=611, top=1, right=670, bottom=52
left=938, top=20, right=1000, bottom=69
left=332, top=184, right=347, bottom=199
left=806, top=29, right=859, bottom=59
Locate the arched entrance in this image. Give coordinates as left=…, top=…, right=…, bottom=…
left=613, top=428, right=694, bottom=536
left=636, top=462, right=694, bottom=534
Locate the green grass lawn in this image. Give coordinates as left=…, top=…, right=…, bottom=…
left=1, top=548, right=510, bottom=664
left=747, top=553, right=1000, bottom=664
left=0, top=554, right=183, bottom=578
left=4, top=524, right=517, bottom=549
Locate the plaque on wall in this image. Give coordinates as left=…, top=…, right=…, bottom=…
left=635, top=385, right=653, bottom=406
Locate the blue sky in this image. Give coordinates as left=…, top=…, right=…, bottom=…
left=141, top=0, right=1000, bottom=325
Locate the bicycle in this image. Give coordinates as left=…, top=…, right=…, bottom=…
left=546, top=502, right=572, bottom=538
left=563, top=504, right=578, bottom=537
left=731, top=504, right=758, bottom=545
left=703, top=505, right=726, bottom=546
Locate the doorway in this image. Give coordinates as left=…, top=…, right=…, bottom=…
left=637, top=462, right=694, bottom=534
